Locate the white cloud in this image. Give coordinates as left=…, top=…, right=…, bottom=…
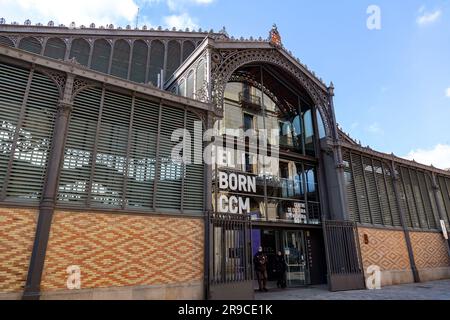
left=404, top=144, right=450, bottom=170
left=142, top=0, right=214, bottom=11
left=446, top=87, right=450, bottom=98
left=416, top=9, right=442, bottom=26
left=0, top=0, right=139, bottom=26
left=163, top=13, right=198, bottom=30
left=366, top=122, right=384, bottom=135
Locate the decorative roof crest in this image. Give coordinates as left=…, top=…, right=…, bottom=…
left=269, top=23, right=282, bottom=47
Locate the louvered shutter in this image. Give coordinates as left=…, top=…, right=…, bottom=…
left=363, top=157, right=382, bottom=225
left=351, top=154, right=371, bottom=224
left=343, top=150, right=358, bottom=222
left=0, top=63, right=31, bottom=196
left=155, top=106, right=185, bottom=210
left=400, top=167, right=421, bottom=228
left=58, top=87, right=103, bottom=205
left=384, top=166, right=401, bottom=227
left=410, top=170, right=428, bottom=228
left=124, top=97, right=159, bottom=210
left=91, top=91, right=131, bottom=208
left=418, top=171, right=437, bottom=229
left=373, top=160, right=392, bottom=226
left=4, top=69, right=59, bottom=201
left=183, top=111, right=204, bottom=213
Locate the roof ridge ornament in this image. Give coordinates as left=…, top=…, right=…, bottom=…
left=269, top=23, right=282, bottom=47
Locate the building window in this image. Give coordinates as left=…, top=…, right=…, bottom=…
left=111, top=40, right=130, bottom=79
left=91, top=39, right=111, bottom=73
left=130, top=40, right=148, bottom=83
left=69, top=38, right=90, bottom=67
left=186, top=70, right=194, bottom=98
left=166, top=40, right=181, bottom=79
left=44, top=38, right=66, bottom=60
left=243, top=113, right=254, bottom=131
left=18, top=37, right=42, bottom=54
left=148, top=40, right=165, bottom=86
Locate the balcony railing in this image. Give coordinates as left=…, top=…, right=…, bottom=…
left=239, top=92, right=262, bottom=111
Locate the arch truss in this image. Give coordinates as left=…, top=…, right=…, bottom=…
left=210, top=48, right=333, bottom=137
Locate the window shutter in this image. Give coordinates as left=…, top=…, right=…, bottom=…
left=373, top=160, right=392, bottom=226
left=155, top=106, right=185, bottom=210
left=58, top=87, right=103, bottom=205
left=90, top=91, right=132, bottom=207
left=125, top=97, right=159, bottom=210
left=363, top=157, right=382, bottom=225
left=0, top=63, right=31, bottom=196
left=183, top=111, right=204, bottom=212
left=343, top=150, right=358, bottom=222
left=4, top=69, right=59, bottom=201
left=351, top=154, right=371, bottom=224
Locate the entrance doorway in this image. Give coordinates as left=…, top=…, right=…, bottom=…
left=252, top=228, right=319, bottom=290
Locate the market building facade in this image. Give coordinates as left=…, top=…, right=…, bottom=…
left=0, top=20, right=449, bottom=300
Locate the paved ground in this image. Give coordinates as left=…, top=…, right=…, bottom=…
left=255, top=280, right=450, bottom=300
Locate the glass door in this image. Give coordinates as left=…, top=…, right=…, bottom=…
left=283, top=231, right=309, bottom=286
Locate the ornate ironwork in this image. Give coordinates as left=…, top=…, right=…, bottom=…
left=210, top=48, right=332, bottom=137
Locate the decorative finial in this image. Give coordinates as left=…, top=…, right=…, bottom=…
left=328, top=81, right=335, bottom=96
left=269, top=23, right=282, bottom=47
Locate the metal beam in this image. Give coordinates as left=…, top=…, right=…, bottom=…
left=390, top=161, right=420, bottom=283
left=22, top=73, right=75, bottom=300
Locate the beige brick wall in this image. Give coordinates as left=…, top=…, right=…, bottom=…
left=41, top=211, right=204, bottom=292
left=410, top=231, right=450, bottom=270
left=358, top=227, right=411, bottom=272
left=0, top=207, right=38, bottom=293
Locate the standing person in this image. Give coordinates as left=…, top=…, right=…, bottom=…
left=253, top=246, right=268, bottom=292
left=274, top=251, right=287, bottom=289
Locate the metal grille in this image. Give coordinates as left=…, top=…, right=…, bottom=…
left=211, top=213, right=253, bottom=284
left=0, top=63, right=59, bottom=202
left=323, top=220, right=365, bottom=291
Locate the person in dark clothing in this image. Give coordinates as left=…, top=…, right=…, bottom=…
left=273, top=251, right=287, bottom=289
left=253, top=246, right=268, bottom=292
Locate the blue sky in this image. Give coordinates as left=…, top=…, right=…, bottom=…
left=1, top=0, right=449, bottom=168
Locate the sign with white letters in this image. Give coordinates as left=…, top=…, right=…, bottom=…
left=441, top=220, right=448, bottom=240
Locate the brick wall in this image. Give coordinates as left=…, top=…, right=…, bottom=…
left=0, top=207, right=38, bottom=293
left=410, top=231, right=450, bottom=270
left=41, top=211, right=204, bottom=292
left=358, top=227, right=411, bottom=272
